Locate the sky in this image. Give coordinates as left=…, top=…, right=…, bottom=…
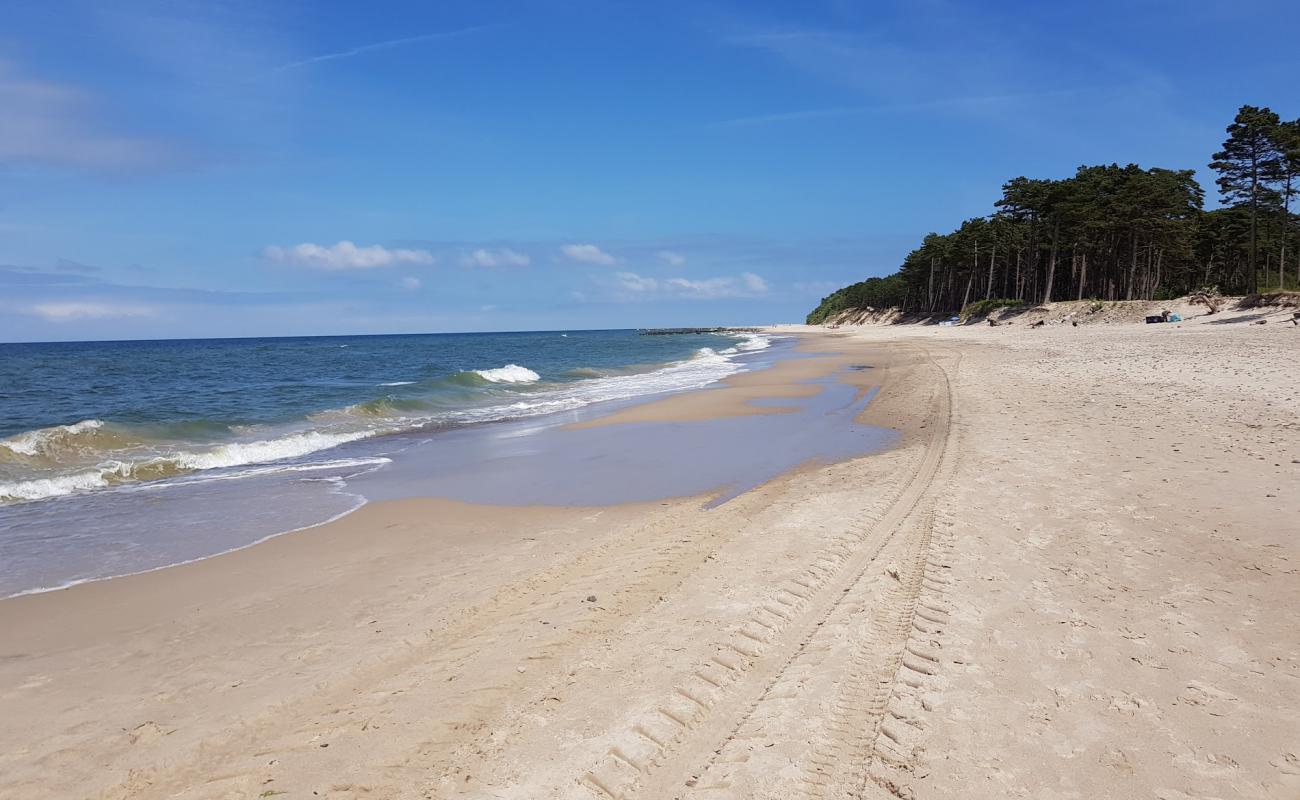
left=1, top=0, right=1297, bottom=342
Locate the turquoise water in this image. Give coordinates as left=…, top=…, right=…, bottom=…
left=0, top=329, right=765, bottom=503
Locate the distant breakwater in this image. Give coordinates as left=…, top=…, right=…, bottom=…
left=639, top=327, right=761, bottom=336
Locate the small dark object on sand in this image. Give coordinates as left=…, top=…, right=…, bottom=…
left=1029, top=320, right=1046, bottom=328
left=1072, top=320, right=1078, bottom=327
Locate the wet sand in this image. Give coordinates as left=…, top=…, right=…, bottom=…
left=2, top=321, right=1297, bottom=799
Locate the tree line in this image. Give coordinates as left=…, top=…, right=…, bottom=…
left=807, top=105, right=1300, bottom=324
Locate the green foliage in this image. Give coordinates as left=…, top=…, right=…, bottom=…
left=806, top=103, right=1300, bottom=322
left=1209, top=105, right=1287, bottom=293
left=806, top=274, right=906, bottom=324
left=959, top=298, right=1024, bottom=319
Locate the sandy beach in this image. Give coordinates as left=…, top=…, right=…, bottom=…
left=2, top=314, right=1297, bottom=799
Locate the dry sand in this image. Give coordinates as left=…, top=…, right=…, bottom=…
left=1, top=313, right=1296, bottom=799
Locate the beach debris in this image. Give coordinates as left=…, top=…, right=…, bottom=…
left=585, top=595, right=597, bottom=603
left=1189, top=287, right=1223, bottom=314
left=886, top=564, right=901, bottom=580
left=1030, top=320, right=1046, bottom=328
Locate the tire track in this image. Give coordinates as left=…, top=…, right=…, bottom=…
left=579, top=345, right=955, bottom=800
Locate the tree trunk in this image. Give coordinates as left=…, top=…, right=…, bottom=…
left=1249, top=157, right=1259, bottom=294
left=985, top=242, right=996, bottom=300
left=1282, top=173, right=1294, bottom=289
left=1077, top=251, right=1088, bottom=301
left=1153, top=248, right=1163, bottom=299
left=1014, top=249, right=1023, bottom=301
left=1126, top=231, right=1140, bottom=300
left=1042, top=219, right=1060, bottom=304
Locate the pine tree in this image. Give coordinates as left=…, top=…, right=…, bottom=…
left=1272, top=119, right=1300, bottom=288
left=1210, top=105, right=1283, bottom=294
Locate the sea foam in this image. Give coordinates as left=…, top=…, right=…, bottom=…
left=0, top=419, right=105, bottom=456
left=473, top=364, right=541, bottom=384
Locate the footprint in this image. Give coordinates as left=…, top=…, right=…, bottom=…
left=128, top=721, right=168, bottom=745
left=1099, top=748, right=1136, bottom=776
left=1177, top=681, right=1238, bottom=715
left=1270, top=751, right=1300, bottom=785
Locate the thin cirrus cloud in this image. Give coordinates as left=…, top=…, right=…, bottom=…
left=657, top=250, right=686, bottom=267
left=613, top=271, right=769, bottom=300
left=29, top=301, right=156, bottom=321
left=560, top=243, right=619, bottom=266
left=275, top=25, right=498, bottom=72
left=263, top=241, right=435, bottom=270
left=461, top=247, right=531, bottom=268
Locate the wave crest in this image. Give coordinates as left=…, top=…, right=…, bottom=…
left=473, top=364, right=540, bottom=384
left=0, top=419, right=107, bottom=457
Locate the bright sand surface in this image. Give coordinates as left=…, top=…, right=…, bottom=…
left=1, top=314, right=1297, bottom=799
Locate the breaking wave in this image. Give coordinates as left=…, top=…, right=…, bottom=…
left=473, top=364, right=541, bottom=384
left=0, top=333, right=774, bottom=504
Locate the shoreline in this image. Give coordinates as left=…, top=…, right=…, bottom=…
left=0, top=331, right=787, bottom=598
left=2, top=322, right=1296, bottom=799
left=0, top=332, right=888, bottom=601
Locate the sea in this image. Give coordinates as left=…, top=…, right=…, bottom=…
left=0, top=329, right=781, bottom=596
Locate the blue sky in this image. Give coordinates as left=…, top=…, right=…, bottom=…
left=1, top=0, right=1296, bottom=341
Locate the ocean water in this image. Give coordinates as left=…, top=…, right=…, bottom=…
left=0, top=329, right=766, bottom=504
left=0, top=329, right=780, bottom=595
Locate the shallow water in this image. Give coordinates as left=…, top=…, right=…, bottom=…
left=356, top=375, right=893, bottom=508
left=0, top=337, right=896, bottom=597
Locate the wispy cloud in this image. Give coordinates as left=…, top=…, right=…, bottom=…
left=657, top=250, right=686, bottom=267
left=713, top=89, right=1091, bottom=128
left=717, top=7, right=1125, bottom=131
left=276, top=25, right=498, bottom=72
left=561, top=243, right=619, bottom=266
left=462, top=247, right=531, bottom=268
left=29, top=301, right=156, bottom=321
left=611, top=271, right=769, bottom=300
left=263, top=241, right=435, bottom=270
left=0, top=60, right=189, bottom=171
left=399, top=276, right=422, bottom=290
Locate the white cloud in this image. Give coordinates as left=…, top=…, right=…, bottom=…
left=263, top=240, right=434, bottom=270
left=29, top=302, right=156, bottom=321
left=612, top=271, right=770, bottom=300
left=462, top=247, right=531, bottom=268
left=616, top=272, right=660, bottom=293
left=561, top=243, right=618, bottom=266
left=400, top=276, right=422, bottom=290
left=658, top=250, right=686, bottom=267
